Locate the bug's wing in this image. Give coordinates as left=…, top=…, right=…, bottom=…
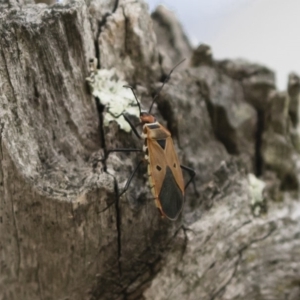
left=164, top=137, right=185, bottom=193
left=147, top=140, right=167, bottom=197
left=158, top=166, right=184, bottom=220
left=148, top=137, right=185, bottom=220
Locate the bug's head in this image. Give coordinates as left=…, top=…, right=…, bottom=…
left=140, top=111, right=156, bottom=124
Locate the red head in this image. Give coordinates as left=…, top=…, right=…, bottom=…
left=140, top=112, right=156, bottom=124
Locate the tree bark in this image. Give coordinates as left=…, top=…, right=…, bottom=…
left=1, top=1, right=300, bottom=300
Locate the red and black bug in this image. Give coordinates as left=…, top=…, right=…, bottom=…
left=107, top=60, right=195, bottom=220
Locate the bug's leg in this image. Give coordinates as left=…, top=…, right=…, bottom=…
left=106, top=148, right=143, bottom=192
left=111, top=112, right=142, bottom=139
left=180, top=165, right=197, bottom=193
left=106, top=148, right=143, bottom=155
left=119, top=160, right=144, bottom=196
left=98, top=155, right=143, bottom=212
left=122, top=113, right=142, bottom=139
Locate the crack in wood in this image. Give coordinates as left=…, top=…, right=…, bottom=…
left=209, top=252, right=241, bottom=300
left=10, top=192, right=21, bottom=279
left=255, top=110, right=264, bottom=176
left=121, top=5, right=129, bottom=56
left=224, top=219, right=252, bottom=239
left=113, top=175, right=123, bottom=278
left=209, top=223, right=276, bottom=300
left=36, top=262, right=44, bottom=300
left=94, top=0, right=119, bottom=69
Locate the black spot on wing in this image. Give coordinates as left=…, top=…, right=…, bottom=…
left=147, top=124, right=160, bottom=129
left=158, top=167, right=184, bottom=220
left=157, top=139, right=166, bottom=149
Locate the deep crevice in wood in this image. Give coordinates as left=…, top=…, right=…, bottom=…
left=255, top=110, right=264, bottom=176
left=94, top=0, right=119, bottom=68
left=113, top=175, right=123, bottom=278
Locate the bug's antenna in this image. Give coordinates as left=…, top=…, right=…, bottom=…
left=123, top=85, right=142, bottom=115
left=148, top=58, right=186, bottom=113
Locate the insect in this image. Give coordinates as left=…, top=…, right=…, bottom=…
left=107, top=60, right=196, bottom=220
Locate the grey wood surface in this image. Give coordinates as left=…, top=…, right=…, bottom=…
left=1, top=1, right=300, bottom=299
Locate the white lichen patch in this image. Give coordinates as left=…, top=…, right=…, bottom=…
left=86, top=59, right=139, bottom=132
left=248, top=173, right=267, bottom=217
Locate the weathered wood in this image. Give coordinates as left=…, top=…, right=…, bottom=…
left=144, top=160, right=300, bottom=300
left=1, top=1, right=300, bottom=300
left=0, top=1, right=195, bottom=299
left=0, top=1, right=117, bottom=299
